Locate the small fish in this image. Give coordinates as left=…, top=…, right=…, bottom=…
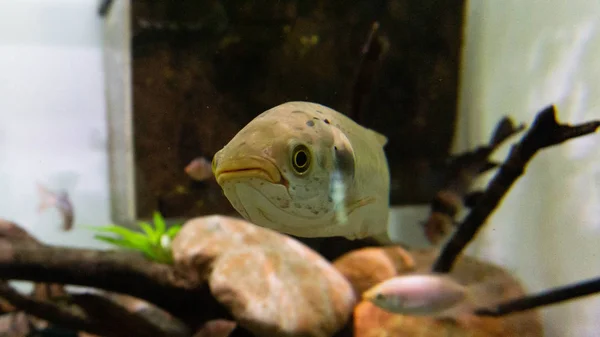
left=185, top=157, right=214, bottom=181
left=212, top=101, right=390, bottom=240
left=362, top=274, right=475, bottom=319
left=37, top=183, right=74, bottom=231
left=422, top=117, right=525, bottom=244
left=193, top=319, right=237, bottom=337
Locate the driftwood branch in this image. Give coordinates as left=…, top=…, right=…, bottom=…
left=0, top=220, right=234, bottom=336
left=433, top=105, right=600, bottom=273
left=0, top=282, right=91, bottom=331
left=0, top=282, right=190, bottom=337
left=475, top=276, right=600, bottom=317
left=0, top=242, right=203, bottom=312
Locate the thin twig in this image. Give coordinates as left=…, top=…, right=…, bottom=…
left=432, top=105, right=600, bottom=272
left=475, top=276, right=600, bottom=317
left=350, top=21, right=386, bottom=123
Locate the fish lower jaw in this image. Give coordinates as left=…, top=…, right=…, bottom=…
left=215, top=169, right=279, bottom=186
left=214, top=156, right=282, bottom=186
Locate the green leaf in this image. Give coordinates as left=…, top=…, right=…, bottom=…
left=141, top=246, right=160, bottom=261
left=138, top=222, right=159, bottom=244
left=152, top=211, right=166, bottom=234
left=86, top=213, right=178, bottom=265
left=166, top=225, right=182, bottom=239
left=88, top=225, right=148, bottom=246
left=94, top=235, right=141, bottom=250
left=152, top=246, right=173, bottom=264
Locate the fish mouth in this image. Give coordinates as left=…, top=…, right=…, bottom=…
left=362, top=288, right=376, bottom=302
left=214, top=156, right=282, bottom=186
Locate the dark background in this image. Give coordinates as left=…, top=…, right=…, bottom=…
left=130, top=0, right=466, bottom=220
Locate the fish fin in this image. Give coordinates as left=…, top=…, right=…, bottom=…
left=432, top=294, right=478, bottom=321
left=345, top=196, right=377, bottom=214
left=37, top=183, right=56, bottom=212
left=368, top=129, right=388, bottom=147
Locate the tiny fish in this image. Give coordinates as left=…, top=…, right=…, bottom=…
left=362, top=274, right=475, bottom=319
left=423, top=117, right=525, bottom=244
left=37, top=183, right=74, bottom=231
left=185, top=157, right=214, bottom=181
left=193, top=319, right=237, bottom=337
left=212, top=101, right=390, bottom=240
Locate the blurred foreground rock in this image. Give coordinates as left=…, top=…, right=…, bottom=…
left=172, top=215, right=356, bottom=337
left=333, top=247, right=544, bottom=337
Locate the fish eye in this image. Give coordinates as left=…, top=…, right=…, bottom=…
left=291, top=144, right=311, bottom=175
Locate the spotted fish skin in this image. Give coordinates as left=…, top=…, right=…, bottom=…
left=212, top=101, right=390, bottom=240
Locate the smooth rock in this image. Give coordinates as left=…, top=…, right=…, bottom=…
left=333, top=247, right=544, bottom=337
left=172, top=215, right=356, bottom=337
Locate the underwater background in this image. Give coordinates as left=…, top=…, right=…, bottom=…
left=0, top=0, right=598, bottom=336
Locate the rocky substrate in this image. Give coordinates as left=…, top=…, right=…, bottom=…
left=170, top=215, right=543, bottom=337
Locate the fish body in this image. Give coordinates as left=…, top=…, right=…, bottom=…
left=37, top=183, right=74, bottom=231
left=362, top=274, right=473, bottom=319
left=212, top=101, right=390, bottom=240
left=194, top=319, right=237, bottom=337
left=185, top=157, right=214, bottom=181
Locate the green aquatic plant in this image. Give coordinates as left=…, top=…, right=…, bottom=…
left=87, top=211, right=182, bottom=264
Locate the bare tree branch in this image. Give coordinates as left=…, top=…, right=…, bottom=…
left=350, top=21, right=387, bottom=124
left=0, top=242, right=203, bottom=310
left=475, top=276, right=600, bottom=317
left=433, top=105, right=600, bottom=273
left=0, top=220, right=234, bottom=334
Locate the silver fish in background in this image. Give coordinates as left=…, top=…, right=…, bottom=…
left=212, top=101, right=390, bottom=240
left=362, top=273, right=477, bottom=319
left=37, top=183, right=74, bottom=231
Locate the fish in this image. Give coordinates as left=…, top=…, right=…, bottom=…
left=362, top=273, right=479, bottom=319
left=193, top=319, right=237, bottom=337
left=422, top=117, right=525, bottom=244
left=37, top=183, right=74, bottom=231
left=212, top=101, right=390, bottom=240
left=185, top=156, right=214, bottom=181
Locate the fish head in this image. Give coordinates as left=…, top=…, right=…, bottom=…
left=363, top=280, right=411, bottom=314
left=212, top=102, right=356, bottom=237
